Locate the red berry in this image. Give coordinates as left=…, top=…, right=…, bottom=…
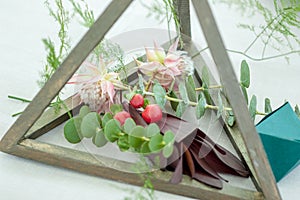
left=114, top=111, right=131, bottom=125
left=130, top=94, right=144, bottom=108
left=142, top=104, right=162, bottom=123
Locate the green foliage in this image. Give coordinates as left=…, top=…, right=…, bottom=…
left=179, top=82, right=189, bottom=104
left=175, top=101, right=187, bottom=118
left=217, top=91, right=224, bottom=118
left=226, top=110, right=236, bottom=127
left=240, top=60, right=250, bottom=88
left=295, top=104, right=300, bottom=118
left=168, top=90, right=179, bottom=111
left=92, top=129, right=107, bottom=147
left=81, top=112, right=101, bottom=138
left=249, top=95, right=257, bottom=121
left=153, top=82, right=167, bottom=109
left=69, top=0, right=95, bottom=27
left=264, top=98, right=272, bottom=114
left=110, top=104, right=123, bottom=115
left=64, top=117, right=82, bottom=144
left=196, top=93, right=206, bottom=119
left=185, top=76, right=197, bottom=103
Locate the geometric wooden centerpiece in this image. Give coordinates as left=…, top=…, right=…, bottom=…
left=0, top=0, right=282, bottom=199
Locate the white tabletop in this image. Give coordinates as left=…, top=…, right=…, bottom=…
left=0, top=1, right=299, bottom=199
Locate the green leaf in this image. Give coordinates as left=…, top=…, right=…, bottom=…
left=124, top=118, right=136, bottom=133
left=145, top=123, right=160, bottom=137
left=175, top=101, right=186, bottom=118
left=202, top=66, right=210, bottom=87
left=240, top=60, right=250, bottom=88
left=117, top=135, right=130, bottom=151
left=81, top=112, right=101, bottom=138
left=217, top=91, right=224, bottom=119
left=138, top=74, right=145, bottom=91
left=226, top=110, right=235, bottom=127
left=179, top=82, right=189, bottom=104
left=102, top=112, right=113, bottom=127
left=186, top=76, right=197, bottom=102
left=79, top=105, right=91, bottom=118
left=249, top=95, right=257, bottom=121
left=196, top=93, right=206, bottom=119
left=241, top=85, right=249, bottom=104
left=163, top=130, right=175, bottom=144
left=264, top=98, right=272, bottom=114
left=153, top=82, right=167, bottom=108
left=163, top=144, right=174, bottom=158
left=149, top=133, right=164, bottom=152
left=92, top=129, right=108, bottom=147
left=140, top=142, right=151, bottom=154
left=143, top=98, right=150, bottom=108
left=64, top=117, right=82, bottom=144
left=104, top=119, right=121, bottom=142
left=110, top=104, right=123, bottom=115
left=168, top=90, right=179, bottom=111
left=128, top=126, right=146, bottom=148
left=295, top=105, right=300, bottom=118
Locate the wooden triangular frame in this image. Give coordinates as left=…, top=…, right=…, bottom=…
left=0, top=0, right=281, bottom=199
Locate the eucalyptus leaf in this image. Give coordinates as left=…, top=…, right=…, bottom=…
left=168, top=90, right=179, bottom=111
left=128, top=126, right=146, bottom=148
left=146, top=123, right=160, bottom=137
left=217, top=91, right=224, bottom=119
left=179, top=82, right=189, bottom=104
left=226, top=110, right=235, bottom=127
left=110, top=104, right=123, bottom=115
left=185, top=76, right=197, bottom=102
left=79, top=105, right=91, bottom=118
left=117, top=135, right=130, bottom=151
left=203, top=86, right=212, bottom=104
left=163, top=130, right=175, bottom=144
left=102, top=112, right=113, bottom=128
left=202, top=66, right=210, bottom=87
left=240, top=60, right=250, bottom=88
left=196, top=93, right=206, bottom=119
left=124, top=118, right=136, bottom=133
left=140, top=141, right=151, bottom=154
left=64, top=117, right=82, bottom=144
left=104, top=119, right=121, bottom=142
left=138, top=74, right=145, bottom=91
left=249, top=95, right=257, bottom=121
left=81, top=112, right=101, bottom=138
left=153, top=82, right=167, bottom=108
left=175, top=101, right=186, bottom=118
left=92, top=129, right=108, bottom=147
left=241, top=85, right=249, bottom=104
left=264, top=98, right=272, bottom=114
left=149, top=133, right=164, bottom=152
left=163, top=144, right=174, bottom=158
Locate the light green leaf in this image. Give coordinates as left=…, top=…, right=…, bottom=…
left=123, top=118, right=136, bottom=133
left=226, top=110, right=235, bottom=127
left=168, top=90, right=179, bottom=111
left=102, top=112, right=113, bottom=128
left=110, top=104, right=123, bottom=115
left=128, top=126, right=146, bottom=148
left=104, top=119, right=121, bottom=142
left=92, top=129, right=107, bottom=147
left=117, top=135, right=130, bottom=151
left=196, top=93, right=206, bottom=119
left=79, top=105, right=91, bottom=118
left=241, top=85, right=249, bottom=104
left=145, top=123, right=160, bottom=137
left=249, top=95, right=257, bottom=121
left=202, top=66, right=210, bottom=87
left=138, top=74, right=145, bottom=91
left=217, top=91, right=224, bottom=119
left=163, top=130, right=175, bottom=144
left=153, top=82, right=166, bottom=108
left=175, top=101, right=186, bottom=118
left=140, top=142, right=151, bottom=154
left=163, top=144, right=174, bottom=158
left=64, top=117, right=82, bottom=144
left=179, top=82, right=189, bottom=104
left=81, top=112, right=101, bottom=138
left=240, top=60, right=250, bottom=88
left=264, top=98, right=272, bottom=114
left=149, top=134, right=164, bottom=152
left=186, top=76, right=197, bottom=102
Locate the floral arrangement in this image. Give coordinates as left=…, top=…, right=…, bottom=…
left=63, top=39, right=250, bottom=189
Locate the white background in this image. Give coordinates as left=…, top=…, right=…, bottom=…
left=0, top=0, right=299, bottom=199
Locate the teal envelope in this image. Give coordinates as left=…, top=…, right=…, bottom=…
left=256, top=102, right=300, bottom=182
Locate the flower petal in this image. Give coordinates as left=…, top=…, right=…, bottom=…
left=138, top=62, right=161, bottom=75
left=168, top=37, right=179, bottom=53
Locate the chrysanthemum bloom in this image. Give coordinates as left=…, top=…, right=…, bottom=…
left=69, top=60, right=126, bottom=113
left=136, top=38, right=193, bottom=88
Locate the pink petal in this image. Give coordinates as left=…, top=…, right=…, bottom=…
left=168, top=38, right=179, bottom=53
left=68, top=74, right=93, bottom=84
left=164, top=54, right=181, bottom=67
left=138, top=62, right=161, bottom=75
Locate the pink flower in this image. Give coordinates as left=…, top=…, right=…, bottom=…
left=68, top=60, right=125, bottom=113
left=137, top=38, right=193, bottom=87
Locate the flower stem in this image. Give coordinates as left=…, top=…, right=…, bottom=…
left=8, top=95, right=32, bottom=103
left=256, top=111, right=267, bottom=116
left=206, top=104, right=232, bottom=111
left=195, top=85, right=223, bottom=91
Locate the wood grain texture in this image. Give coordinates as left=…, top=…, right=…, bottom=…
left=191, top=0, right=281, bottom=199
